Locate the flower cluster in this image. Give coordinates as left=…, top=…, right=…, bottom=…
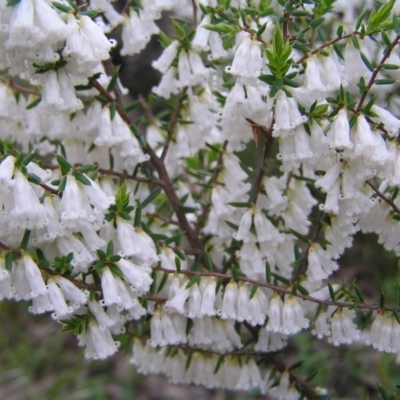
left=1, top=0, right=400, bottom=398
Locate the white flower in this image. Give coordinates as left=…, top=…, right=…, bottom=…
left=328, top=309, right=360, bottom=346
left=47, top=278, right=73, bottom=319
left=273, top=90, right=307, bottom=135
left=53, top=275, right=88, bottom=308
left=200, top=277, right=217, bottom=316
left=226, top=36, right=262, bottom=79
left=80, top=322, right=120, bottom=360
left=371, top=104, right=400, bottom=137
left=152, top=40, right=179, bottom=73
left=281, top=296, right=309, bottom=335
left=11, top=170, right=45, bottom=230
left=100, top=267, right=121, bottom=306
left=23, top=255, right=47, bottom=298
left=115, top=258, right=153, bottom=294
left=266, top=294, right=283, bottom=333
left=220, top=281, right=238, bottom=320
left=328, top=108, right=352, bottom=150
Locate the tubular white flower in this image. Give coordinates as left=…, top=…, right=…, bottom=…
left=23, top=255, right=47, bottom=298
left=266, top=294, right=283, bottom=333
left=328, top=109, right=353, bottom=150
left=53, top=275, right=88, bottom=307
left=220, top=281, right=238, bottom=320
left=152, top=40, right=179, bottom=74
left=47, top=278, right=73, bottom=319
left=100, top=267, right=121, bottom=306
left=200, top=277, right=217, bottom=316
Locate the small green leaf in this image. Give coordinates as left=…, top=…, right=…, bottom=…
left=109, top=103, right=117, bottom=120
left=313, top=304, right=324, bottom=322
left=27, top=173, right=41, bottom=185
left=5, top=252, right=13, bottom=272
left=20, top=230, right=31, bottom=251
left=107, top=66, right=120, bottom=92
left=56, top=155, right=72, bottom=175
left=310, top=17, right=325, bottom=30
left=175, top=256, right=181, bottom=272
left=52, top=1, right=71, bottom=12
left=249, top=284, right=259, bottom=299
left=157, top=273, right=169, bottom=294
left=328, top=283, right=336, bottom=301
left=141, top=187, right=162, bottom=208
left=25, top=97, right=41, bottom=109
left=205, top=252, right=213, bottom=271
left=228, top=202, right=253, bottom=208
left=265, top=261, right=271, bottom=283
left=185, top=274, right=200, bottom=289
left=75, top=172, right=91, bottom=186
left=375, top=78, right=396, bottom=85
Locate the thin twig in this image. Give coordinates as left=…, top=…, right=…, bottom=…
left=366, top=180, right=400, bottom=214
left=161, top=88, right=188, bottom=161
left=196, top=140, right=228, bottom=234
left=357, top=33, right=400, bottom=111
left=296, top=31, right=360, bottom=64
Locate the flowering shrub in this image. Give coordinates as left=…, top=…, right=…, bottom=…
left=1, top=0, right=400, bottom=398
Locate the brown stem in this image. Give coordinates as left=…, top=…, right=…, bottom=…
left=196, top=140, right=228, bottom=234
left=153, top=266, right=395, bottom=312
left=161, top=88, right=188, bottom=161
left=296, top=31, right=360, bottom=64
left=251, top=128, right=274, bottom=204
left=191, top=0, right=197, bottom=25
left=366, top=180, right=400, bottom=214
left=357, top=33, right=400, bottom=111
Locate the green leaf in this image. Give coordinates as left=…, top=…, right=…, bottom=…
left=228, top=202, right=253, bottom=208
left=51, top=1, right=71, bottom=12
left=313, top=304, right=324, bottom=322
left=58, top=176, right=67, bottom=192
left=249, top=284, right=259, bottom=299
left=109, top=103, right=116, bottom=120
left=382, top=63, right=400, bottom=70
left=310, top=17, right=325, bottom=30
left=185, top=274, right=200, bottom=289
left=175, top=256, right=181, bottom=272
left=124, top=100, right=141, bottom=112
left=157, top=273, right=169, bottom=294
left=203, top=23, right=239, bottom=35
left=141, top=187, right=162, bottom=208
left=271, top=272, right=289, bottom=284
left=368, top=0, right=395, bottom=32
left=355, top=10, right=366, bottom=30
left=75, top=172, right=91, bottom=186
left=265, top=261, right=271, bottom=283
left=25, top=97, right=41, bottom=109
left=107, top=66, right=120, bottom=92
left=286, top=228, right=309, bottom=244
left=354, top=286, right=364, bottom=303
left=282, top=76, right=300, bottom=88
left=80, top=10, right=101, bottom=18
left=20, top=230, right=31, bottom=251
left=5, top=251, right=13, bottom=272
left=27, top=173, right=41, bottom=185
left=56, top=155, right=72, bottom=175
left=239, top=162, right=255, bottom=179
left=106, top=241, right=114, bottom=256
left=205, top=252, right=213, bottom=271
left=375, top=79, right=396, bottom=85
left=134, top=205, right=142, bottom=227
left=360, top=53, right=374, bottom=72
left=328, top=283, right=336, bottom=301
